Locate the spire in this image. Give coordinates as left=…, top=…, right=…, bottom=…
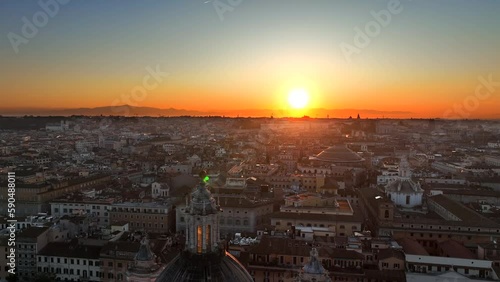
left=135, top=235, right=154, bottom=262
left=298, top=248, right=332, bottom=282
left=303, top=248, right=324, bottom=274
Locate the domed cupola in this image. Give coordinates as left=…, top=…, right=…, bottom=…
left=385, top=156, right=424, bottom=208
left=154, top=171, right=253, bottom=281
left=187, top=172, right=219, bottom=216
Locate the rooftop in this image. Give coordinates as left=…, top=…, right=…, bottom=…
left=313, top=145, right=365, bottom=163
left=438, top=240, right=475, bottom=259
left=429, top=194, right=496, bottom=224
left=269, top=211, right=364, bottom=223
left=397, top=238, right=429, bottom=256
left=18, top=226, right=49, bottom=239
left=39, top=240, right=102, bottom=259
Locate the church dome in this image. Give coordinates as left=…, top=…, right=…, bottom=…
left=155, top=251, right=253, bottom=282
left=313, top=145, right=364, bottom=164
left=386, top=178, right=422, bottom=194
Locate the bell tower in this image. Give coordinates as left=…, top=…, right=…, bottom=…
left=184, top=171, right=221, bottom=254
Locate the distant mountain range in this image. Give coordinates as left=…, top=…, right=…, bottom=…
left=0, top=105, right=414, bottom=118
left=0, top=105, right=207, bottom=117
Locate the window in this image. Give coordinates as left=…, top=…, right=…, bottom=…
left=197, top=225, right=203, bottom=254
left=206, top=225, right=211, bottom=251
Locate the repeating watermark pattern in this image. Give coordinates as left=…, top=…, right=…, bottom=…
left=443, top=74, right=499, bottom=119
left=6, top=172, right=17, bottom=275
left=101, top=64, right=169, bottom=120
left=7, top=0, right=71, bottom=54
left=208, top=0, right=244, bottom=21
left=340, top=0, right=407, bottom=63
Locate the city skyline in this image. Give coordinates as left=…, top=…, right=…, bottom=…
left=1, top=0, right=499, bottom=118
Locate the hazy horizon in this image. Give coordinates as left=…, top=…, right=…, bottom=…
left=1, top=104, right=500, bottom=119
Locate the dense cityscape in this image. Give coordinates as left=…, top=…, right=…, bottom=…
left=1, top=116, right=500, bottom=281
left=2, top=0, right=499, bottom=281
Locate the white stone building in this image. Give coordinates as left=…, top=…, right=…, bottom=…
left=151, top=182, right=170, bottom=198
left=385, top=157, right=423, bottom=208
left=37, top=240, right=101, bottom=281
left=50, top=199, right=112, bottom=227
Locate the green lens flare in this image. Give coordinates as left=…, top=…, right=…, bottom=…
left=203, top=176, right=210, bottom=183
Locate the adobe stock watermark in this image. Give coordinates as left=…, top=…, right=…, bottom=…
left=210, top=0, right=244, bottom=21
left=7, top=0, right=71, bottom=54
left=6, top=172, right=17, bottom=276
left=340, top=0, right=408, bottom=63
left=443, top=74, right=499, bottom=119
left=109, top=65, right=169, bottom=116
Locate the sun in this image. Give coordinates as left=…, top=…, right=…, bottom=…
left=288, top=89, right=310, bottom=109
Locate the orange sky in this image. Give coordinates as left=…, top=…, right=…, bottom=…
left=1, top=1, right=499, bottom=118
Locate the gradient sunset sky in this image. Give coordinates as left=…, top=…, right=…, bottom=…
left=1, top=0, right=499, bottom=118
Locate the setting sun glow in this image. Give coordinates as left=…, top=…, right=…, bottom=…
left=287, top=89, right=310, bottom=109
